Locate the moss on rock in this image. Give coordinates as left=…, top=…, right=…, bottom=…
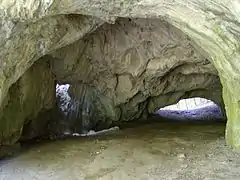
left=0, top=59, right=55, bottom=145
left=223, top=80, right=240, bottom=148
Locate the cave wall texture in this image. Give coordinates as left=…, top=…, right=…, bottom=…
left=51, top=18, right=223, bottom=133
left=0, top=59, right=55, bottom=145
left=0, top=0, right=240, bottom=147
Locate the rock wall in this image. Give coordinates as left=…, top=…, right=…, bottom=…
left=1, top=0, right=240, bottom=147
left=0, top=60, right=55, bottom=145
left=51, top=18, right=223, bottom=126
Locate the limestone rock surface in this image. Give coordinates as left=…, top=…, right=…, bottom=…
left=51, top=18, right=223, bottom=127
left=0, top=0, right=240, bottom=147
left=0, top=60, right=55, bottom=145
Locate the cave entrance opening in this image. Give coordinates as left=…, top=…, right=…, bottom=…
left=56, top=83, right=71, bottom=116
left=155, top=97, right=224, bottom=122
left=56, top=83, right=119, bottom=137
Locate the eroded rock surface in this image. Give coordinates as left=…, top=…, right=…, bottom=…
left=51, top=18, right=223, bottom=127
left=0, top=60, right=55, bottom=145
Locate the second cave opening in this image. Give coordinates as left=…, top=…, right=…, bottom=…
left=155, top=97, right=224, bottom=122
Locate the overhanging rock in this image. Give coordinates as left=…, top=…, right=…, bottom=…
left=0, top=0, right=240, bottom=147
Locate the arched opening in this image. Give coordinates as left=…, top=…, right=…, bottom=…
left=2, top=1, right=240, bottom=179
left=9, top=16, right=225, bottom=143
left=155, top=97, right=224, bottom=122
left=0, top=16, right=228, bottom=149
left=1, top=3, right=240, bottom=178
left=54, top=83, right=118, bottom=138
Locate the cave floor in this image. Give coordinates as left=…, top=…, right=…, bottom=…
left=1, top=117, right=240, bottom=180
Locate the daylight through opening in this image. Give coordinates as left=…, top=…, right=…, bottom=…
left=56, top=84, right=119, bottom=137
left=156, top=98, right=224, bottom=121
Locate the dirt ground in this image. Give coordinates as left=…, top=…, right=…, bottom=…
left=0, top=106, right=240, bottom=180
